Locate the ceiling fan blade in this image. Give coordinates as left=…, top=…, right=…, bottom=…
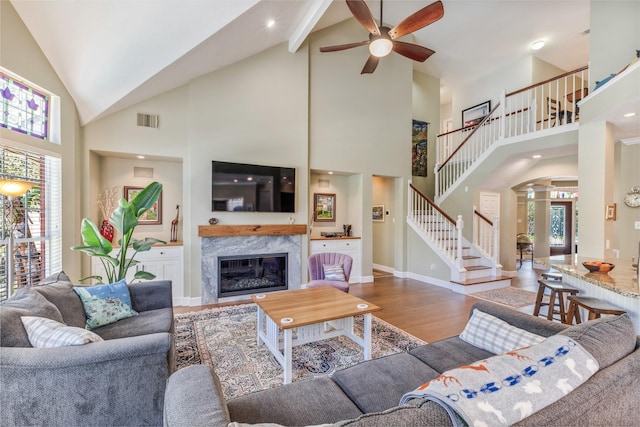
left=361, top=55, right=380, bottom=74
left=347, top=0, right=380, bottom=36
left=392, top=41, right=435, bottom=62
left=388, top=0, right=444, bottom=39
left=319, top=40, right=370, bottom=53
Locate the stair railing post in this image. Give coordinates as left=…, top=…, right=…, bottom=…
left=434, top=163, right=440, bottom=201
left=493, top=217, right=502, bottom=276
left=456, top=215, right=464, bottom=268
left=499, top=89, right=506, bottom=139
left=407, top=180, right=412, bottom=222
left=530, top=98, right=537, bottom=133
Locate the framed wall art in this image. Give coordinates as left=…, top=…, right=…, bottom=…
left=462, top=100, right=491, bottom=128
left=412, top=119, right=428, bottom=177
left=372, top=204, right=385, bottom=222
left=124, top=186, right=162, bottom=224
left=314, top=193, right=335, bottom=222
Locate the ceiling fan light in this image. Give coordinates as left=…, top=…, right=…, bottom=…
left=369, top=38, right=393, bottom=57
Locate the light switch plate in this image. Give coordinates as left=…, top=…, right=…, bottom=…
left=636, top=221, right=640, bottom=230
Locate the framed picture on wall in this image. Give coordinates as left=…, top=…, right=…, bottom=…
left=124, top=186, right=162, bottom=224
left=314, top=193, right=335, bottom=222
left=462, top=100, right=491, bottom=128
left=372, top=204, right=385, bottom=222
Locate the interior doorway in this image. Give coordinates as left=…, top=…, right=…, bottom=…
left=549, top=201, right=573, bottom=255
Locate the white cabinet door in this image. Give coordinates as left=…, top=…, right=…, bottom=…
left=91, top=246, right=184, bottom=304
left=310, top=239, right=362, bottom=283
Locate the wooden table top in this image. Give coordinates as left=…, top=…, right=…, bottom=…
left=251, top=287, right=381, bottom=329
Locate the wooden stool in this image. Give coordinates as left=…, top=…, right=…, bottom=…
left=541, top=271, right=562, bottom=281
left=533, top=279, right=579, bottom=324
left=566, top=296, right=627, bottom=324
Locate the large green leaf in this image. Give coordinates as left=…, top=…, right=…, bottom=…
left=110, top=199, right=138, bottom=236
left=133, top=270, right=157, bottom=281
left=77, top=218, right=112, bottom=255
left=132, top=237, right=166, bottom=252
left=131, top=182, right=162, bottom=218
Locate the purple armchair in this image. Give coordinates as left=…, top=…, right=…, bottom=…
left=307, top=252, right=353, bottom=293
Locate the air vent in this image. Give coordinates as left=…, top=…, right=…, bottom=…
left=137, top=113, right=159, bottom=128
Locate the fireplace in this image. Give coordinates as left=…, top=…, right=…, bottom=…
left=218, top=253, right=287, bottom=297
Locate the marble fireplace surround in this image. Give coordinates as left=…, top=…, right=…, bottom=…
left=199, top=225, right=307, bottom=304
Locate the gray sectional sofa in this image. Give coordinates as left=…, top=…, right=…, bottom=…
left=164, top=301, right=640, bottom=427
left=0, top=277, right=175, bottom=426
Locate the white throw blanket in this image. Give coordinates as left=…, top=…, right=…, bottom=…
left=400, top=335, right=598, bottom=427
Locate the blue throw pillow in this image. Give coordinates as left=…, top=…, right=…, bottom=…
left=73, top=280, right=138, bottom=330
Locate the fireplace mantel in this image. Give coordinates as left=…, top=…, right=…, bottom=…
left=198, top=224, right=307, bottom=237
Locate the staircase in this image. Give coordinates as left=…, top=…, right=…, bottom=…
left=408, top=66, right=589, bottom=293
left=407, top=183, right=510, bottom=294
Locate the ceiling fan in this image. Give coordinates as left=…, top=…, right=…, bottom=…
left=320, top=0, right=444, bottom=74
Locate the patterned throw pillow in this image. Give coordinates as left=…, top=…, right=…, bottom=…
left=21, top=316, right=104, bottom=348
left=323, top=264, right=346, bottom=281
left=73, top=281, right=138, bottom=330
left=459, top=308, right=544, bottom=354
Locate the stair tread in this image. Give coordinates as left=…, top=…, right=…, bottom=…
left=465, top=265, right=491, bottom=271
left=451, top=275, right=513, bottom=286
left=462, top=255, right=480, bottom=260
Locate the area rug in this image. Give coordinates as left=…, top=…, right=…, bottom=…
left=470, top=287, right=538, bottom=309
left=174, top=304, right=425, bottom=399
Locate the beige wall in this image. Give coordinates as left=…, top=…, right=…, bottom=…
left=0, top=1, right=83, bottom=281
left=412, top=70, right=440, bottom=199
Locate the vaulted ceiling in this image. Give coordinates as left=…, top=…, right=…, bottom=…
left=11, top=0, right=590, bottom=126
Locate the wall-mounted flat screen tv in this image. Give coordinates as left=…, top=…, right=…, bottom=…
left=212, top=161, right=295, bottom=212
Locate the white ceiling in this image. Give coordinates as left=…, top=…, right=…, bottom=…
left=11, top=0, right=592, bottom=126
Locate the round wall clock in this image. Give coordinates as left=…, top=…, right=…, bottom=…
left=624, top=186, right=640, bottom=208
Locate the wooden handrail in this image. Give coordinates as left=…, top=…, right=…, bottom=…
left=474, top=209, right=493, bottom=226
left=506, top=65, right=589, bottom=97
left=437, top=102, right=501, bottom=172
left=409, top=183, right=457, bottom=225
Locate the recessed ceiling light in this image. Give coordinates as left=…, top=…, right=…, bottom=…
left=137, top=155, right=145, bottom=159
left=266, top=20, right=275, bottom=28
left=328, top=171, right=333, bottom=175
left=532, top=154, right=542, bottom=159
left=624, top=112, right=636, bottom=117
left=531, top=40, right=545, bottom=50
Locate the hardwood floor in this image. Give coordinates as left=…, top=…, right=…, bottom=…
left=174, top=262, right=544, bottom=343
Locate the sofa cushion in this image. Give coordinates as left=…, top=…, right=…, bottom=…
left=336, top=399, right=453, bottom=427
left=36, top=270, right=71, bottom=286
left=21, top=316, right=103, bottom=347
left=31, top=281, right=86, bottom=328
left=227, top=377, right=363, bottom=426
left=73, top=285, right=138, bottom=330
left=75, top=279, right=134, bottom=308
left=459, top=308, right=545, bottom=354
left=331, top=352, right=440, bottom=414
left=0, top=288, right=64, bottom=347
left=409, top=337, right=494, bottom=373
left=93, top=307, right=173, bottom=340
left=559, top=313, right=636, bottom=369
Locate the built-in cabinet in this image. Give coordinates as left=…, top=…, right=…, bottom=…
left=310, top=237, right=362, bottom=283
left=91, top=244, right=184, bottom=304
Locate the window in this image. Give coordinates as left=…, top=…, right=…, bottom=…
left=1, top=71, right=51, bottom=141
left=1, top=147, right=62, bottom=300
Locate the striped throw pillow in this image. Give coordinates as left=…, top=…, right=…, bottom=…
left=459, top=308, right=544, bottom=354
left=323, top=264, right=346, bottom=281
left=21, top=316, right=104, bottom=348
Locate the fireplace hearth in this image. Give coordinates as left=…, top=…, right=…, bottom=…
left=218, top=253, right=287, bottom=297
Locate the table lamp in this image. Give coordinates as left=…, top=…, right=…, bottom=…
left=0, top=178, right=36, bottom=297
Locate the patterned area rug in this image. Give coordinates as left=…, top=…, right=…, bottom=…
left=174, top=304, right=425, bottom=399
left=471, top=287, right=538, bottom=308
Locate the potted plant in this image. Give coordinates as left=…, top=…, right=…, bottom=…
left=72, top=181, right=165, bottom=284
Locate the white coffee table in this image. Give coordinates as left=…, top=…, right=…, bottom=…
left=251, top=286, right=381, bottom=384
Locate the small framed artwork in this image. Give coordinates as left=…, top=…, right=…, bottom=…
left=462, top=100, right=491, bottom=128
left=372, top=204, right=385, bottom=222
left=124, top=186, right=162, bottom=224
left=605, top=203, right=616, bottom=221
left=314, top=193, right=335, bottom=222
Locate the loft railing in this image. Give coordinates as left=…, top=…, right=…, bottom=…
left=408, top=182, right=462, bottom=267
left=435, top=66, right=589, bottom=200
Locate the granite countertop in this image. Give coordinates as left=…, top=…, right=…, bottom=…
left=310, top=236, right=361, bottom=240
left=536, top=255, right=640, bottom=298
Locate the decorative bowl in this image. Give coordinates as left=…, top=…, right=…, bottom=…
left=582, top=261, right=615, bottom=273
